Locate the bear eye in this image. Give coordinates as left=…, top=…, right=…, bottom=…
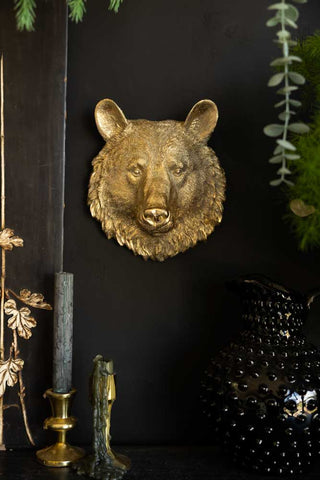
left=130, top=166, right=142, bottom=177
left=172, top=167, right=183, bottom=176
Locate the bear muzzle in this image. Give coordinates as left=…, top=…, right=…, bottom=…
left=139, top=208, right=173, bottom=234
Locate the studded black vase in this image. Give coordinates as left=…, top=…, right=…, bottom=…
left=202, top=275, right=320, bottom=475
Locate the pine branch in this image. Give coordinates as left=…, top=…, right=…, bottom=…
left=68, top=0, right=86, bottom=23
left=14, top=0, right=36, bottom=32
left=109, top=0, right=123, bottom=14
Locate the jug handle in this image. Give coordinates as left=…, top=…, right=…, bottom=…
left=307, top=290, right=320, bottom=308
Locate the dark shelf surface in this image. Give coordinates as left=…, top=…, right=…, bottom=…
left=0, top=446, right=320, bottom=480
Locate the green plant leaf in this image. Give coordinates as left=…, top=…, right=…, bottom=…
left=269, top=155, right=283, bottom=164
left=285, top=154, right=300, bottom=160
left=268, top=73, right=285, bottom=87
left=269, top=3, right=290, bottom=10
left=289, top=99, right=302, bottom=107
left=266, top=16, right=281, bottom=27
left=109, top=0, right=124, bottom=13
left=291, top=0, right=308, bottom=3
left=284, top=18, right=298, bottom=29
left=277, top=86, right=298, bottom=95
left=285, top=4, right=299, bottom=21
left=288, top=71, right=306, bottom=85
left=270, top=57, right=287, bottom=67
left=14, top=0, right=36, bottom=31
left=264, top=124, right=284, bottom=137
left=283, top=178, right=294, bottom=186
left=270, top=55, right=302, bottom=66
left=274, top=145, right=283, bottom=155
left=277, top=167, right=292, bottom=175
left=288, top=122, right=310, bottom=133
left=277, top=30, right=291, bottom=41
left=68, top=0, right=86, bottom=23
left=287, top=40, right=298, bottom=47
left=277, top=139, right=297, bottom=151
left=275, top=99, right=287, bottom=108
left=270, top=179, right=283, bottom=186
left=278, top=111, right=291, bottom=121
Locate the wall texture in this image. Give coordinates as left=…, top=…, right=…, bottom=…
left=0, top=1, right=67, bottom=445
left=65, top=0, right=320, bottom=445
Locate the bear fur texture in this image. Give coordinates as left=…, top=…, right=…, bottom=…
left=88, top=99, right=226, bottom=261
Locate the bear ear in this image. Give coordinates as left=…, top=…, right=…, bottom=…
left=95, top=99, right=128, bottom=141
left=184, top=99, right=218, bottom=141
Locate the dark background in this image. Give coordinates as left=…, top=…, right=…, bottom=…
left=1, top=0, right=320, bottom=449
left=0, top=0, right=66, bottom=445
left=65, top=0, right=320, bottom=445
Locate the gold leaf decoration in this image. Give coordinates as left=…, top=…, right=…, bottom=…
left=18, top=289, right=52, bottom=310
left=0, top=356, right=24, bottom=397
left=4, top=299, right=37, bottom=340
left=0, top=228, right=23, bottom=250
left=290, top=199, right=316, bottom=217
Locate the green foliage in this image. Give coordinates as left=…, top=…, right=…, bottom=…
left=68, top=0, right=87, bottom=23
left=287, top=32, right=320, bottom=250
left=13, top=0, right=124, bottom=31
left=264, top=0, right=309, bottom=187
left=14, top=0, right=36, bottom=31
left=109, top=0, right=124, bottom=14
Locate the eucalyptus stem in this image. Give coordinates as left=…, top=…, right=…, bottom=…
left=264, top=0, right=309, bottom=187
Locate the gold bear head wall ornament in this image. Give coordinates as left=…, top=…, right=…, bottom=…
left=88, top=99, right=226, bottom=261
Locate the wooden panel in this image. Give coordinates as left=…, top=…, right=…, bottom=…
left=0, top=0, right=67, bottom=445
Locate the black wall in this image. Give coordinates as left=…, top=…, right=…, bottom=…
left=65, top=0, right=320, bottom=445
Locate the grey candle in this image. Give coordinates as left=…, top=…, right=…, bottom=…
left=52, top=272, right=73, bottom=393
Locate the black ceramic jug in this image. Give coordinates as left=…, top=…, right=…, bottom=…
left=202, top=275, right=320, bottom=475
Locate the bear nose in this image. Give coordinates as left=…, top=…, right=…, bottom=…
left=143, top=208, right=170, bottom=228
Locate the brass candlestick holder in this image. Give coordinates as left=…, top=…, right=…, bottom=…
left=36, top=388, right=85, bottom=467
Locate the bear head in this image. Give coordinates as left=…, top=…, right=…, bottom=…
left=88, top=99, right=226, bottom=261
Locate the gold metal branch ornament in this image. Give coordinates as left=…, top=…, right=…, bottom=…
left=73, top=356, right=130, bottom=480
left=0, top=55, right=52, bottom=449
left=88, top=99, right=226, bottom=261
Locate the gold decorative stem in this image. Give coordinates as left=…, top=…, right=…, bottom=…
left=13, top=330, right=34, bottom=446
left=0, top=53, right=5, bottom=449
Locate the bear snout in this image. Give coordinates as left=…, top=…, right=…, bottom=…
left=139, top=208, right=173, bottom=234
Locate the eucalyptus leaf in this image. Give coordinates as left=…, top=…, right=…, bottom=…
left=277, top=139, right=296, bottom=151
left=284, top=18, right=298, bottom=28
left=278, top=111, right=291, bottom=121
left=283, top=178, right=294, bottom=186
left=285, top=154, right=300, bottom=160
left=284, top=4, right=299, bottom=21
left=270, top=57, right=288, bottom=67
left=269, top=155, right=284, bottom=164
left=275, top=100, right=286, bottom=108
left=288, top=123, right=310, bottom=133
left=270, top=55, right=301, bottom=66
left=270, top=179, right=283, bottom=186
left=269, top=3, right=290, bottom=9
left=277, top=30, right=291, bottom=41
left=268, top=73, right=285, bottom=87
left=289, top=99, right=302, bottom=107
left=274, top=145, right=283, bottom=155
left=277, top=86, right=298, bottom=95
left=264, top=124, right=284, bottom=137
left=286, top=55, right=302, bottom=62
left=277, top=167, right=292, bottom=175
left=266, top=16, right=281, bottom=27
left=288, top=71, right=306, bottom=85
